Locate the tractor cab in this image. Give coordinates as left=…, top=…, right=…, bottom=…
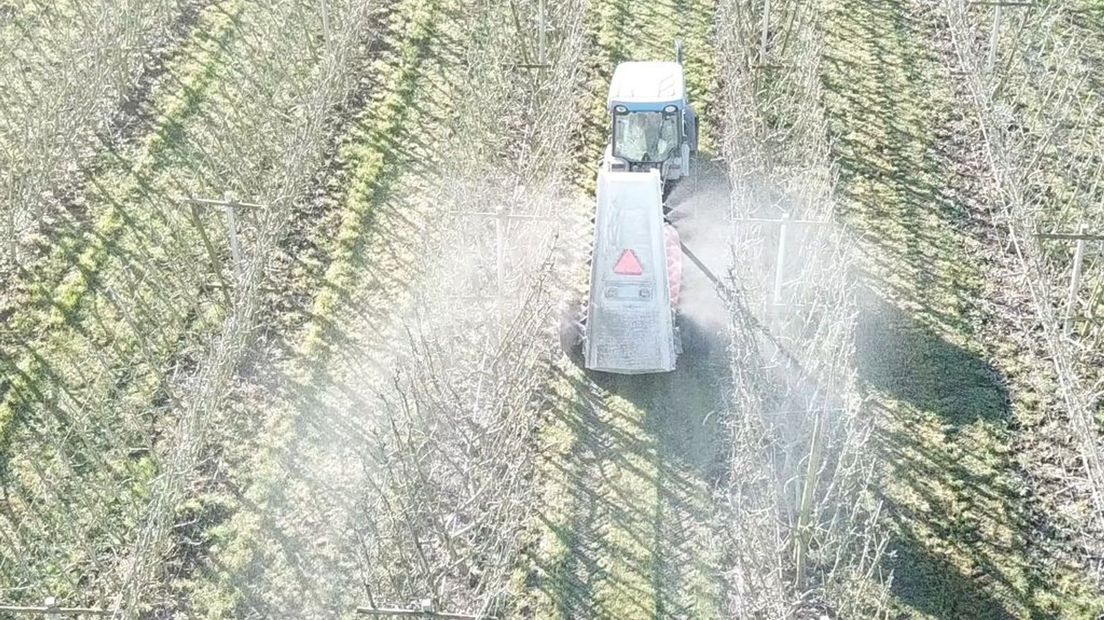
left=602, top=59, right=698, bottom=190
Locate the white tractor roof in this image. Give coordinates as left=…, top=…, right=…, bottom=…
left=608, top=61, right=685, bottom=107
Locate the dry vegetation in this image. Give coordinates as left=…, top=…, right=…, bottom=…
left=942, top=0, right=1104, bottom=594
left=714, top=0, right=886, bottom=615
left=0, top=0, right=201, bottom=265
left=0, top=0, right=1102, bottom=618
left=2, top=0, right=383, bottom=613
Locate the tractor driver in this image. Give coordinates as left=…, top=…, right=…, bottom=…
left=617, top=111, right=678, bottom=162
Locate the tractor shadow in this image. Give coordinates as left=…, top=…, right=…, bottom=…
left=820, top=0, right=1069, bottom=613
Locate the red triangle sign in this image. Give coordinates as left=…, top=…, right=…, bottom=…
left=613, top=249, right=644, bottom=275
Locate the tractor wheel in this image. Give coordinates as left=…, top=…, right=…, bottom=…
left=664, top=224, right=683, bottom=309
left=558, top=300, right=587, bottom=365
left=673, top=316, right=684, bottom=356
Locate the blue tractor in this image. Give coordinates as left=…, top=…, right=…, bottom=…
left=601, top=42, right=698, bottom=198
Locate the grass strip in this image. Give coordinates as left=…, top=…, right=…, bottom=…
left=186, top=1, right=453, bottom=614
left=0, top=1, right=240, bottom=476
left=822, top=0, right=1104, bottom=615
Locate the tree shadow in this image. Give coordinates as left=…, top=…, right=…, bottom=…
left=539, top=348, right=729, bottom=619
left=820, top=0, right=1065, bottom=613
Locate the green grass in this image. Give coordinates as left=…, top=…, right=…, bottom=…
left=300, top=0, right=441, bottom=362
left=178, top=1, right=469, bottom=614
left=518, top=360, right=726, bottom=619
left=0, top=8, right=242, bottom=601
left=7, top=0, right=1101, bottom=615
left=822, top=0, right=1104, bottom=616
left=0, top=0, right=373, bottom=605
left=0, top=2, right=239, bottom=468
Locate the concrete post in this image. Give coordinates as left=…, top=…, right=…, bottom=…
left=772, top=212, right=789, bottom=309
left=759, top=0, right=771, bottom=62
left=1063, top=222, right=1087, bottom=336
left=987, top=5, right=1002, bottom=74
left=223, top=191, right=242, bottom=284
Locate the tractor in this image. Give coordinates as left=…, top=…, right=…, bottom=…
left=562, top=42, right=698, bottom=375
left=603, top=43, right=699, bottom=198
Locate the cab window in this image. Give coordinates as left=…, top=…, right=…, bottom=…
left=613, top=109, right=679, bottom=162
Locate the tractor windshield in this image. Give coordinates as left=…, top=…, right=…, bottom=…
left=613, top=110, right=679, bottom=163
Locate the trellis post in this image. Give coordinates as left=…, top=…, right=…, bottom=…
left=450, top=208, right=555, bottom=342
left=987, top=4, right=1002, bottom=73
left=1036, top=225, right=1103, bottom=336
left=1063, top=223, right=1087, bottom=335
left=733, top=215, right=828, bottom=316
left=176, top=194, right=267, bottom=305
left=759, top=0, right=771, bottom=62
left=538, top=0, right=546, bottom=79
left=772, top=213, right=789, bottom=308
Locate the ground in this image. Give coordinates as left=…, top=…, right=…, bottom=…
left=0, top=0, right=1102, bottom=618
